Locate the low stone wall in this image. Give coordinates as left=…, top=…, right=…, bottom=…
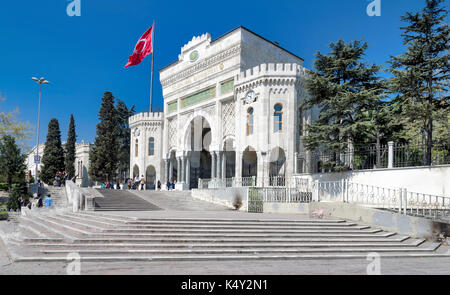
left=296, top=165, right=450, bottom=197
left=191, top=187, right=248, bottom=211
left=65, top=181, right=99, bottom=212
left=263, top=201, right=442, bottom=240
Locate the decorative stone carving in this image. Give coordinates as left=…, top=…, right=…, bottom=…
left=222, top=100, right=235, bottom=138
left=168, top=118, right=177, bottom=149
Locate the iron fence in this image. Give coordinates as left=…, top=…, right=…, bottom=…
left=298, top=141, right=449, bottom=173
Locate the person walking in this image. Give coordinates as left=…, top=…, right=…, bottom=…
left=140, top=175, right=145, bottom=190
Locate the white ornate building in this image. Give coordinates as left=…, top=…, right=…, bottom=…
left=26, top=142, right=93, bottom=187
left=129, top=26, right=317, bottom=190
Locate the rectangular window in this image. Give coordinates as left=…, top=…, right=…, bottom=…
left=181, top=87, right=216, bottom=109
left=220, top=80, right=234, bottom=95
left=168, top=101, right=178, bottom=113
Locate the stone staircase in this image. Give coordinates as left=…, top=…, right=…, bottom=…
left=41, top=186, right=68, bottom=208
left=0, top=211, right=446, bottom=262
left=94, top=189, right=162, bottom=211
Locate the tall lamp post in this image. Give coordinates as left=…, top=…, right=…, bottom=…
left=32, top=77, right=50, bottom=184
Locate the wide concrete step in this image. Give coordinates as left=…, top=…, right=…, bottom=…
left=38, top=245, right=441, bottom=256
left=70, top=236, right=405, bottom=244
left=63, top=213, right=367, bottom=230
left=14, top=251, right=449, bottom=262
left=75, top=212, right=349, bottom=224
left=22, top=239, right=425, bottom=249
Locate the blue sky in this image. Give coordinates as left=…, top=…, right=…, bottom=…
left=0, top=0, right=433, bottom=149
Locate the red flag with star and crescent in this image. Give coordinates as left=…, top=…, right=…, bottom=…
left=124, top=26, right=153, bottom=68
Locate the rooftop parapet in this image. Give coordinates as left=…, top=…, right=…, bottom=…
left=129, top=112, right=164, bottom=125
left=179, top=33, right=211, bottom=58
left=235, top=63, right=307, bottom=85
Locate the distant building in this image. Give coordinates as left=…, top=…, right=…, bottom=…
left=25, top=141, right=93, bottom=187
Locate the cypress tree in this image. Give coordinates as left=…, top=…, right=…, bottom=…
left=388, top=0, right=449, bottom=165
left=89, top=92, right=119, bottom=182
left=116, top=99, right=135, bottom=182
left=0, top=135, right=27, bottom=192
left=41, top=119, right=65, bottom=184
left=64, top=114, right=77, bottom=179
left=303, top=40, right=387, bottom=171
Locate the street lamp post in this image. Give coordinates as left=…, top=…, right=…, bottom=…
left=32, top=77, right=50, bottom=184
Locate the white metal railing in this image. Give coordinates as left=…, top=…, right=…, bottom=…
left=314, top=180, right=450, bottom=221
left=198, top=177, right=310, bottom=189
left=248, top=187, right=312, bottom=203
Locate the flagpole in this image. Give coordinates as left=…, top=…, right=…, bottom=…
left=149, top=20, right=155, bottom=113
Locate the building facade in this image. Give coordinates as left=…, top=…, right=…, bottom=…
left=26, top=142, right=93, bottom=187
left=129, top=26, right=317, bottom=190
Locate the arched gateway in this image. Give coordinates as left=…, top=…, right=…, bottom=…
left=129, top=27, right=316, bottom=190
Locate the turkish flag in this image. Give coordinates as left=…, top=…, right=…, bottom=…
left=124, top=26, right=153, bottom=68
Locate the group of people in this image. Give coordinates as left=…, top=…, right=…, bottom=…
left=54, top=171, right=69, bottom=187
left=166, top=177, right=177, bottom=190
left=101, top=181, right=120, bottom=189
left=126, top=175, right=146, bottom=190
left=16, top=193, right=53, bottom=211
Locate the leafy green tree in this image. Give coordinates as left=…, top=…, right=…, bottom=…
left=303, top=39, right=387, bottom=170
left=64, top=114, right=77, bottom=179
left=41, top=119, right=65, bottom=184
left=388, top=0, right=449, bottom=165
left=0, top=135, right=27, bottom=191
left=0, top=94, right=33, bottom=146
left=89, top=92, right=119, bottom=182
left=116, top=99, right=135, bottom=182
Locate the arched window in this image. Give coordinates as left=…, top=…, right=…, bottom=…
left=135, top=139, right=139, bottom=157
left=148, top=137, right=155, bottom=156
left=247, top=107, right=254, bottom=135
left=274, top=104, right=283, bottom=132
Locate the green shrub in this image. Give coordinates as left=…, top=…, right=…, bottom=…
left=0, top=183, right=8, bottom=191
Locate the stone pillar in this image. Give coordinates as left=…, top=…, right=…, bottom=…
left=235, top=151, right=242, bottom=181
left=169, top=159, right=173, bottom=181
left=176, top=157, right=181, bottom=182
left=186, top=155, right=190, bottom=187
left=222, top=152, right=227, bottom=180
left=180, top=156, right=185, bottom=184
left=216, top=151, right=221, bottom=180
left=211, top=152, right=216, bottom=179
left=163, top=159, right=169, bottom=184
left=388, top=141, right=394, bottom=169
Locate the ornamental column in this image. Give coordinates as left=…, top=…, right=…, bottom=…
left=186, top=154, right=191, bottom=187
left=168, top=159, right=173, bottom=181
left=222, top=152, right=227, bottom=180
left=180, top=155, right=185, bottom=184
left=176, top=157, right=181, bottom=182
left=211, top=151, right=216, bottom=179
left=164, top=159, right=169, bottom=184
left=216, top=151, right=221, bottom=180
